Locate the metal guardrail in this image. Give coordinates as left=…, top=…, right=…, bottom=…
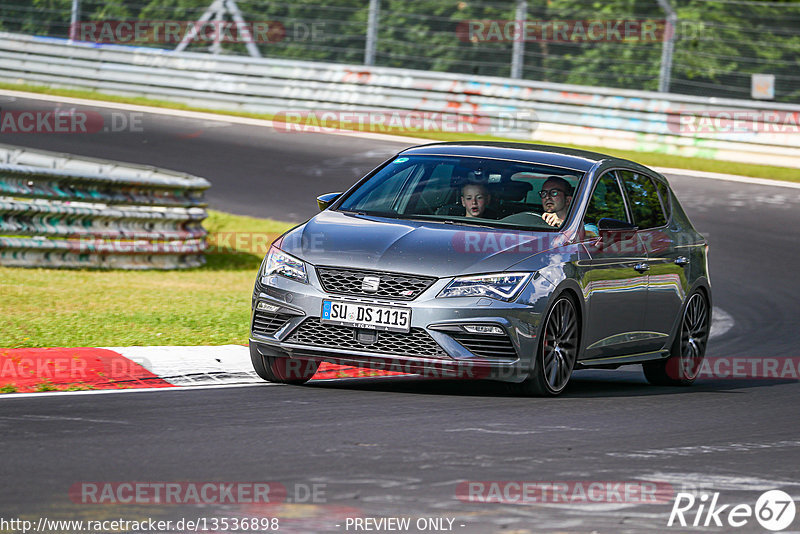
left=0, top=144, right=210, bottom=269
left=0, top=32, right=798, bottom=169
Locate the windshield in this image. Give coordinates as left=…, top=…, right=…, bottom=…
left=336, top=155, right=584, bottom=230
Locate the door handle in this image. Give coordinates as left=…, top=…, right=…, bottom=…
left=674, top=256, right=690, bottom=266
left=634, top=262, right=650, bottom=273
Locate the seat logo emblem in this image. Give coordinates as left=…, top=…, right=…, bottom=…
left=362, top=276, right=380, bottom=292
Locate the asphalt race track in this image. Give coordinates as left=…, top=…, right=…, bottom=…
left=1, top=94, right=799, bottom=533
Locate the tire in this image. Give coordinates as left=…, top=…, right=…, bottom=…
left=643, top=291, right=710, bottom=386
left=511, top=294, right=580, bottom=396
left=249, top=341, right=319, bottom=385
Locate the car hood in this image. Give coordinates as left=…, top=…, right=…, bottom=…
left=279, top=210, right=565, bottom=278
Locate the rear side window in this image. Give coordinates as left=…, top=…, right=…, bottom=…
left=619, top=170, right=668, bottom=229
left=653, top=178, right=672, bottom=222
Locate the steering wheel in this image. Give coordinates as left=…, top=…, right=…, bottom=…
left=498, top=211, right=547, bottom=225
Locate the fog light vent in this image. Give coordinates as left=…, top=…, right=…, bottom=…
left=257, top=301, right=281, bottom=313
left=462, top=324, right=504, bottom=335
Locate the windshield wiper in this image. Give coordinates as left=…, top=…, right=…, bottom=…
left=440, top=219, right=495, bottom=228
left=339, top=211, right=513, bottom=229
left=398, top=215, right=498, bottom=228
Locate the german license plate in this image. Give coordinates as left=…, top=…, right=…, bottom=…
left=321, top=300, right=411, bottom=333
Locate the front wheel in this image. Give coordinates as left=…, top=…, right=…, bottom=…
left=511, top=295, right=580, bottom=396
left=643, top=291, right=710, bottom=386
left=250, top=341, right=319, bottom=385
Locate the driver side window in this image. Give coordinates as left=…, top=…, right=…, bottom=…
left=583, top=172, right=628, bottom=236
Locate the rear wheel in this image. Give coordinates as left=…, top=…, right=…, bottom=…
left=512, top=295, right=579, bottom=396
left=643, top=291, right=709, bottom=386
left=249, top=341, right=319, bottom=385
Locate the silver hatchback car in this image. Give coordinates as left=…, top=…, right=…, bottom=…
left=249, top=142, right=711, bottom=395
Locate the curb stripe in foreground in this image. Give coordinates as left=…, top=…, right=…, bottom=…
left=0, top=347, right=174, bottom=393
left=1, top=346, right=408, bottom=395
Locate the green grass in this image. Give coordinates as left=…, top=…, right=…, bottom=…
left=34, top=380, right=59, bottom=392
left=1, top=80, right=797, bottom=183
left=0, top=210, right=294, bottom=348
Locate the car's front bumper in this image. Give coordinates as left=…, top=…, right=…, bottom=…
left=249, top=270, right=545, bottom=383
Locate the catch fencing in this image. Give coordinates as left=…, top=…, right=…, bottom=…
left=2, top=0, right=799, bottom=103
left=0, top=32, right=798, bottom=169
left=0, top=143, right=210, bottom=269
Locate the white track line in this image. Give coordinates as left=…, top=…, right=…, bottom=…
left=710, top=307, right=735, bottom=339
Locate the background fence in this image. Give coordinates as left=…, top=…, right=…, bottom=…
left=0, top=0, right=799, bottom=103
left=0, top=143, right=210, bottom=269
left=1, top=32, right=798, bottom=169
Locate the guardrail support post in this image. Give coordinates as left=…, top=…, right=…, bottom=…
left=365, top=0, right=380, bottom=66
left=69, top=0, right=80, bottom=42
left=510, top=0, right=527, bottom=79
left=225, top=0, right=261, bottom=58
left=655, top=0, right=677, bottom=93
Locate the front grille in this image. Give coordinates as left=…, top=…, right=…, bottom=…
left=451, top=332, right=518, bottom=359
left=286, top=318, right=448, bottom=358
left=251, top=310, right=294, bottom=337
left=316, top=267, right=436, bottom=301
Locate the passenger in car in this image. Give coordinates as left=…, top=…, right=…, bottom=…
left=539, top=176, right=574, bottom=227
left=461, top=183, right=496, bottom=218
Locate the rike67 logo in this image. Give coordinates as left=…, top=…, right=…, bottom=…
left=668, top=490, right=796, bottom=531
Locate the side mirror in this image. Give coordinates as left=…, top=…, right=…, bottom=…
left=316, top=192, right=342, bottom=211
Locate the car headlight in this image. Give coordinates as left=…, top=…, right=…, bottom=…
left=438, top=272, right=531, bottom=301
left=262, top=246, right=308, bottom=284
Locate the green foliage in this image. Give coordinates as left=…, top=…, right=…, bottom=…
left=3, top=0, right=799, bottom=100
left=671, top=0, right=800, bottom=101
left=375, top=1, right=514, bottom=75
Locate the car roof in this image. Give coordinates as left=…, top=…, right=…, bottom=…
left=399, top=141, right=624, bottom=173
